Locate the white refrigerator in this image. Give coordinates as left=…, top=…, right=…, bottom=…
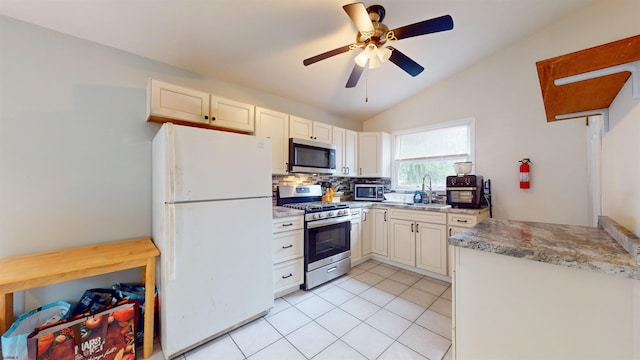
left=151, top=123, right=273, bottom=359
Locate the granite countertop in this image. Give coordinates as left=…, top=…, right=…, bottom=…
left=369, top=202, right=491, bottom=215
left=272, top=206, right=304, bottom=218
left=449, top=217, right=640, bottom=280
left=274, top=201, right=490, bottom=215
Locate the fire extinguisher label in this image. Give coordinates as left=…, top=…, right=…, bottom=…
left=520, top=172, right=529, bottom=182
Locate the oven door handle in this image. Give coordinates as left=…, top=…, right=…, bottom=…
left=306, top=216, right=352, bottom=229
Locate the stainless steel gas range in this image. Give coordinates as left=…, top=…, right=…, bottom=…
left=277, top=185, right=351, bottom=290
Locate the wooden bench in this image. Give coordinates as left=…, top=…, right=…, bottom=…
left=0, top=237, right=160, bottom=358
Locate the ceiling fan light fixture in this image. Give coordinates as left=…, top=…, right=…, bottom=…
left=377, top=46, right=392, bottom=63
left=354, top=50, right=369, bottom=67
left=354, top=43, right=390, bottom=69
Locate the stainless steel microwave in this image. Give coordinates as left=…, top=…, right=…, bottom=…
left=354, top=183, right=385, bottom=201
left=288, top=138, right=336, bottom=174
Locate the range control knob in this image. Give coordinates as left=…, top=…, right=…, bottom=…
left=337, top=210, right=344, bottom=216
left=318, top=213, right=325, bottom=219
left=312, top=214, right=319, bottom=220
left=327, top=211, right=335, bottom=217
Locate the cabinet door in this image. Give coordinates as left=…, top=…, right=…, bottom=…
left=148, top=79, right=209, bottom=124
left=358, top=132, right=390, bottom=177
left=449, top=226, right=468, bottom=237
left=416, top=222, right=448, bottom=275
left=210, top=96, right=254, bottom=132
left=344, top=129, right=358, bottom=177
left=313, top=122, right=332, bottom=144
left=255, top=107, right=289, bottom=174
left=289, top=115, right=313, bottom=140
left=332, top=127, right=346, bottom=176
left=350, top=219, right=362, bottom=264
left=361, top=208, right=373, bottom=256
left=389, top=219, right=416, bottom=266
left=371, top=209, right=388, bottom=257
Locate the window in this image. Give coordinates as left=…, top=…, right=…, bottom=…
left=392, top=118, right=475, bottom=191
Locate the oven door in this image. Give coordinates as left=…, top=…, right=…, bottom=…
left=305, top=217, right=351, bottom=271
left=447, top=187, right=480, bottom=208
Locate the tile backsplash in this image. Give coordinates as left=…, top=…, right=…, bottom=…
left=272, top=175, right=390, bottom=203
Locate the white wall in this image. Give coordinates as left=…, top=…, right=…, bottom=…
left=0, top=15, right=358, bottom=312
left=364, top=0, right=640, bottom=226
left=604, top=79, right=640, bottom=235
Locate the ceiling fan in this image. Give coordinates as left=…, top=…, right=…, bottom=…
left=303, top=3, right=454, bottom=88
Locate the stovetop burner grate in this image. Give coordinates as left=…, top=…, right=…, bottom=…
left=282, top=201, right=348, bottom=213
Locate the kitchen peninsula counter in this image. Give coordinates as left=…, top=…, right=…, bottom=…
left=449, top=217, right=640, bottom=359
left=449, top=217, right=640, bottom=280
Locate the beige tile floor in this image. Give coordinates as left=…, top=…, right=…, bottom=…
left=149, top=260, right=453, bottom=360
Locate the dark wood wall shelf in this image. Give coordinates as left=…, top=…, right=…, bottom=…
left=536, top=35, right=640, bottom=122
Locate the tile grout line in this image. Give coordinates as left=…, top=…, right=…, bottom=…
left=183, top=260, right=453, bottom=359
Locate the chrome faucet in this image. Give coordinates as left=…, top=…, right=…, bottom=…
left=422, top=174, right=432, bottom=204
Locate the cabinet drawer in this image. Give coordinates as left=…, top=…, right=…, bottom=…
left=448, top=213, right=480, bottom=228
left=389, top=209, right=447, bottom=224
left=273, top=258, right=303, bottom=293
left=273, top=230, right=304, bottom=262
left=272, top=216, right=304, bottom=233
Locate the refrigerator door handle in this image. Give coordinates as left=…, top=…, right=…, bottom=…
left=167, top=123, right=176, bottom=203
left=168, top=204, right=177, bottom=281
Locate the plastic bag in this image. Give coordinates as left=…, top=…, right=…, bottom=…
left=1, top=302, right=70, bottom=360
left=71, top=288, right=121, bottom=316
left=113, top=283, right=158, bottom=346
left=26, top=301, right=136, bottom=360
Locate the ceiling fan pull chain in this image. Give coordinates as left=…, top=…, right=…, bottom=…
left=365, top=75, right=369, bottom=103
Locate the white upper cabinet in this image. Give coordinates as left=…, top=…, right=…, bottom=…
left=255, top=107, right=289, bottom=174
left=147, top=79, right=255, bottom=132
left=289, top=116, right=332, bottom=144
left=209, top=96, right=255, bottom=132
left=332, top=127, right=358, bottom=177
left=358, top=132, right=391, bottom=177
left=148, top=79, right=210, bottom=125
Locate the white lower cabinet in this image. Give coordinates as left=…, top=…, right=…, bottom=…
left=447, top=212, right=490, bottom=237
left=388, top=219, right=416, bottom=266
left=350, top=208, right=363, bottom=264
left=415, top=222, right=448, bottom=275
left=388, top=209, right=447, bottom=275
left=370, top=208, right=388, bottom=257
left=361, top=207, right=491, bottom=278
left=272, top=215, right=304, bottom=297
left=361, top=208, right=373, bottom=256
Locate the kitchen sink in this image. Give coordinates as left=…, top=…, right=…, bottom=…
left=396, top=202, right=452, bottom=209
left=383, top=201, right=451, bottom=209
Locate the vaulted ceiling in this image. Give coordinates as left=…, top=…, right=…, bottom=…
left=1, top=0, right=593, bottom=121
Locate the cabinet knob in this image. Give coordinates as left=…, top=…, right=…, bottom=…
left=211, top=116, right=216, bottom=121
left=204, top=115, right=209, bottom=120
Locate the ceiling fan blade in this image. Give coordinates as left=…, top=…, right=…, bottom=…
left=303, top=45, right=353, bottom=66
left=343, top=3, right=375, bottom=37
left=387, top=47, right=424, bottom=77
left=390, top=15, right=454, bottom=40
left=346, top=63, right=365, bottom=88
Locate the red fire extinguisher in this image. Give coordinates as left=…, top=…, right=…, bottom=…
left=519, top=158, right=531, bottom=189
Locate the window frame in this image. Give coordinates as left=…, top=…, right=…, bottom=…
left=391, top=118, right=476, bottom=191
